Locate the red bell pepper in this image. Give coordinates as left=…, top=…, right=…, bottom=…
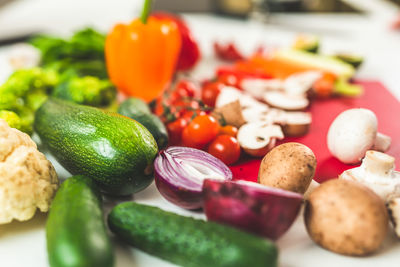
left=153, top=12, right=201, bottom=71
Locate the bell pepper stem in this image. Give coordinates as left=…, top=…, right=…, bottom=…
left=140, top=0, right=152, bottom=24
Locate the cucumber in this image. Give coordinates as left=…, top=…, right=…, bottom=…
left=46, top=175, right=114, bottom=267
left=118, top=97, right=168, bottom=149
left=108, top=202, right=278, bottom=267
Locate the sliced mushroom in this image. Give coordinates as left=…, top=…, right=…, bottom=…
left=215, top=86, right=242, bottom=108
left=387, top=198, right=400, bottom=238
left=327, top=108, right=391, bottom=164
left=280, top=112, right=312, bottom=136
left=237, top=123, right=284, bottom=157
left=241, top=78, right=283, bottom=99
left=211, top=100, right=246, bottom=128
left=241, top=104, right=270, bottom=123
left=263, top=91, right=309, bottom=111
left=340, top=150, right=400, bottom=201
left=283, top=71, right=322, bottom=96
left=215, top=86, right=266, bottom=110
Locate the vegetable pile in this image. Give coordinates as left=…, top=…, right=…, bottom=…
left=1, top=28, right=116, bottom=134
left=1, top=0, right=400, bottom=266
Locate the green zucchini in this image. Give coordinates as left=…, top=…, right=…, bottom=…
left=118, top=97, right=168, bottom=149
left=46, top=175, right=114, bottom=267
left=34, top=98, right=158, bottom=196
left=108, top=202, right=278, bottom=267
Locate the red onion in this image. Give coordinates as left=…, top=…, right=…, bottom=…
left=154, top=146, right=232, bottom=210
left=203, top=179, right=303, bottom=240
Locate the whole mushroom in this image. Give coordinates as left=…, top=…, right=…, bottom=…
left=340, top=150, right=400, bottom=201
left=387, top=198, right=400, bottom=238
left=327, top=108, right=391, bottom=164
left=258, top=142, right=317, bottom=194
left=304, top=179, right=389, bottom=256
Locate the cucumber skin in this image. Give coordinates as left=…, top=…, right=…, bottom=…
left=108, top=202, right=278, bottom=267
left=46, top=176, right=114, bottom=267
left=34, top=98, right=158, bottom=195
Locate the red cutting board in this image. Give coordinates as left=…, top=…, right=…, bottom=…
left=230, top=81, right=400, bottom=183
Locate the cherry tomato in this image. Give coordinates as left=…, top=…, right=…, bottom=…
left=207, top=135, right=241, bottom=165
left=181, top=126, right=205, bottom=149
left=167, top=118, right=188, bottom=145
left=219, top=125, right=238, bottom=137
left=182, top=114, right=219, bottom=146
left=201, top=82, right=224, bottom=107
left=180, top=109, right=206, bottom=123
left=175, top=80, right=197, bottom=98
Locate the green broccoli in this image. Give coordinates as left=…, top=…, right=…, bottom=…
left=0, top=68, right=59, bottom=111
left=0, top=108, right=35, bottom=134
left=17, top=107, right=35, bottom=134
left=52, top=76, right=116, bottom=107
left=0, top=68, right=60, bottom=134
left=0, top=110, right=22, bottom=130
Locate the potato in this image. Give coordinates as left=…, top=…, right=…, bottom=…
left=258, top=142, right=316, bottom=194
left=304, top=179, right=388, bottom=256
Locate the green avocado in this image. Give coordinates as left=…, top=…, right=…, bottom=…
left=46, top=175, right=114, bottom=267
left=34, top=98, right=158, bottom=195
left=108, top=202, right=278, bottom=267
left=118, top=97, right=168, bottom=149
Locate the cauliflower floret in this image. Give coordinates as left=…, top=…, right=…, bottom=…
left=0, top=119, right=59, bottom=224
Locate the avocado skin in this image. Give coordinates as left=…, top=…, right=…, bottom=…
left=118, top=97, right=168, bottom=149
left=47, top=175, right=114, bottom=267
left=108, top=202, right=278, bottom=267
left=34, top=98, right=158, bottom=195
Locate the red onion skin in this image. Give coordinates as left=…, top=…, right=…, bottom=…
left=155, top=172, right=203, bottom=210
left=153, top=147, right=233, bottom=210
left=203, top=180, right=303, bottom=240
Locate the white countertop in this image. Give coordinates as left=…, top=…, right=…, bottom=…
left=0, top=1, right=400, bottom=267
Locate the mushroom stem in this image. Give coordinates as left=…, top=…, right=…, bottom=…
left=362, top=150, right=395, bottom=177
left=372, top=132, right=392, bottom=152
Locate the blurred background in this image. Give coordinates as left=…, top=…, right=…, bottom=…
left=0, top=0, right=399, bottom=95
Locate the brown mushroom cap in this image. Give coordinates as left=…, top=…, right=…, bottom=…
left=304, top=179, right=389, bottom=256
left=258, top=142, right=316, bottom=194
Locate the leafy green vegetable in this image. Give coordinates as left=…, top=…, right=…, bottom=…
left=30, top=28, right=107, bottom=78
left=0, top=28, right=115, bottom=134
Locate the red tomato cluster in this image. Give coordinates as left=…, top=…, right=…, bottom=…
left=153, top=78, right=242, bottom=165
left=180, top=114, right=241, bottom=165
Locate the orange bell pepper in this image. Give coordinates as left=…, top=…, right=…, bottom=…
left=105, top=0, right=181, bottom=102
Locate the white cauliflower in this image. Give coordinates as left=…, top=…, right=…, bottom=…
left=0, top=119, right=59, bottom=224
